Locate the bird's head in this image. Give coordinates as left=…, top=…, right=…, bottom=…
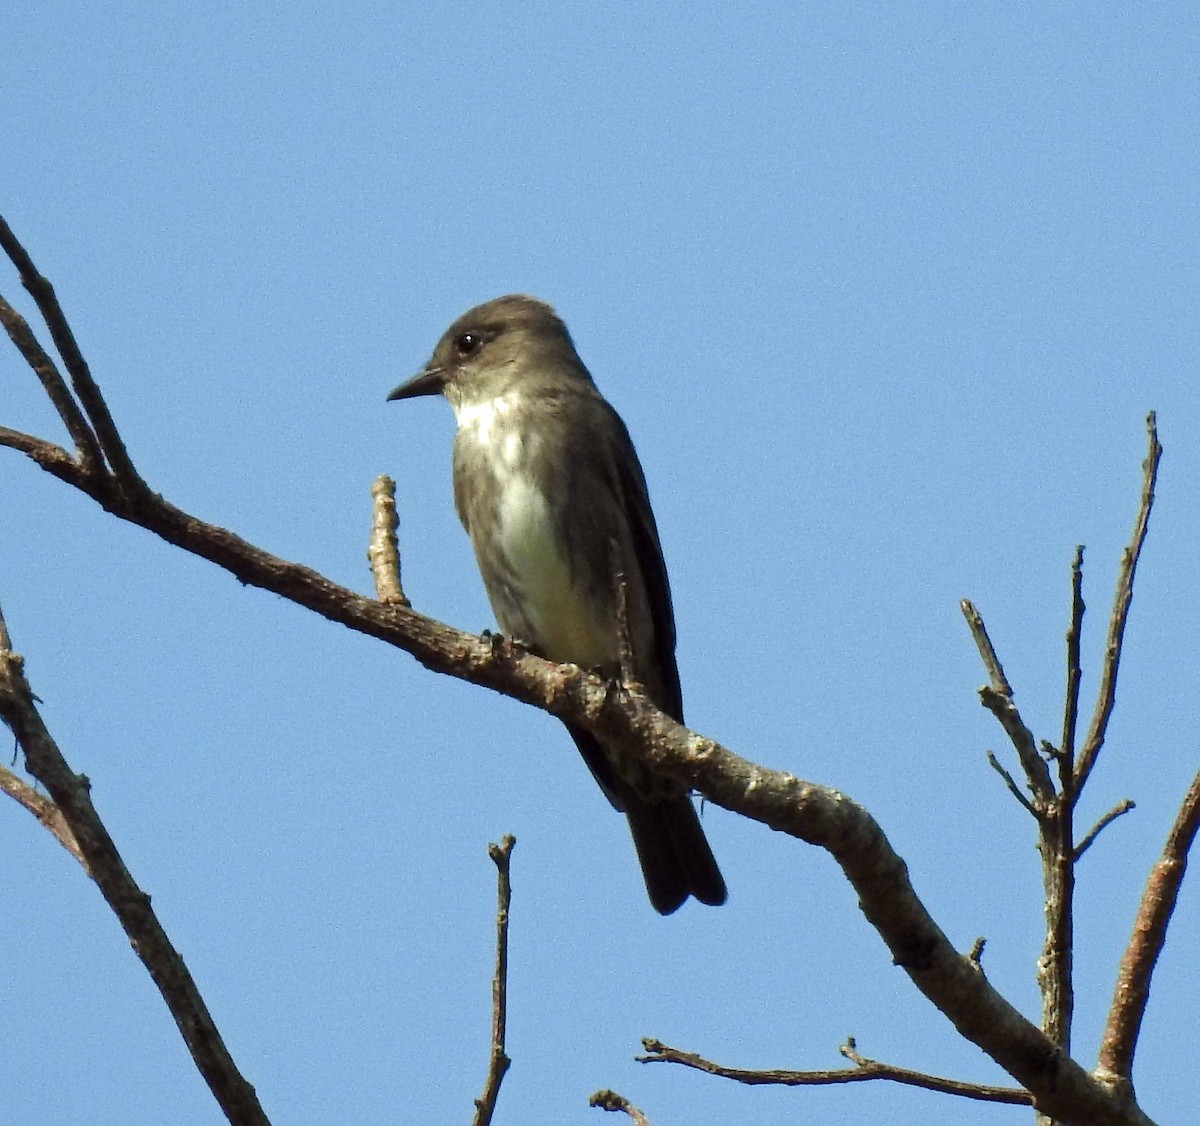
left=387, top=294, right=590, bottom=409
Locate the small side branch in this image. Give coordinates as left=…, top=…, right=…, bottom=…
left=962, top=600, right=1054, bottom=804
left=1099, top=768, right=1200, bottom=1085
left=1076, top=415, right=1161, bottom=792
left=639, top=1038, right=1031, bottom=1105
left=589, top=1090, right=653, bottom=1125
left=1059, top=546, right=1086, bottom=781
left=473, top=835, right=515, bottom=1126
left=987, top=750, right=1038, bottom=817
left=0, top=762, right=86, bottom=865
left=1076, top=800, right=1136, bottom=861
left=367, top=475, right=408, bottom=606
left=0, top=216, right=144, bottom=490
left=0, top=292, right=103, bottom=474
left=960, top=597, right=1014, bottom=696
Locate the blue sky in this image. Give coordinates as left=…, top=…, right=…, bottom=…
left=3, top=4, right=1198, bottom=1124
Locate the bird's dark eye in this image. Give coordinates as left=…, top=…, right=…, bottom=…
left=454, top=331, right=481, bottom=357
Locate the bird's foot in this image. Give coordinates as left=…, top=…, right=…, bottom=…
left=481, top=630, right=529, bottom=661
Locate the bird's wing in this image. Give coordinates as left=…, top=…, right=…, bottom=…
left=606, top=407, right=684, bottom=723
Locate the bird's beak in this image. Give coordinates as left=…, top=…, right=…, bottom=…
left=386, top=365, right=446, bottom=402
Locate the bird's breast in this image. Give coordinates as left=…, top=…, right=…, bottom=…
left=453, top=402, right=615, bottom=669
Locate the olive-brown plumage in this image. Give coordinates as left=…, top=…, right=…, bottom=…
left=388, top=295, right=725, bottom=914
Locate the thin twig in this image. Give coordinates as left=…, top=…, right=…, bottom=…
left=0, top=216, right=144, bottom=490
left=0, top=292, right=103, bottom=474
left=367, top=475, right=408, bottom=606
left=979, top=684, right=1054, bottom=805
left=1075, top=800, right=1136, bottom=861
left=960, top=598, right=1014, bottom=696
left=1099, top=767, right=1200, bottom=1084
left=1076, top=415, right=1161, bottom=792
left=473, top=835, right=515, bottom=1126
left=0, top=762, right=86, bottom=865
left=987, top=750, right=1039, bottom=817
left=589, top=1090, right=653, bottom=1124
left=1060, top=546, right=1086, bottom=787
left=0, top=427, right=99, bottom=488
left=964, top=600, right=1055, bottom=803
left=639, top=1038, right=1031, bottom=1105
left=0, top=425, right=73, bottom=465
left=0, top=606, right=270, bottom=1126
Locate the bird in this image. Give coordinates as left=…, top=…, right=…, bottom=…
left=387, top=295, right=725, bottom=914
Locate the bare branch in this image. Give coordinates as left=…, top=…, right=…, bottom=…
left=1099, top=767, right=1200, bottom=1085
left=367, top=474, right=408, bottom=606
left=960, top=597, right=1013, bottom=696
left=0, top=216, right=144, bottom=491
left=0, top=295, right=104, bottom=475
left=0, top=424, right=73, bottom=466
left=473, top=836, right=515, bottom=1126
left=1076, top=415, right=1161, bottom=792
left=0, top=427, right=111, bottom=523
left=639, top=1037, right=1031, bottom=1105
left=1060, top=546, right=1085, bottom=785
left=1075, top=800, right=1136, bottom=861
left=589, top=1090, right=653, bottom=1125
left=987, top=750, right=1039, bottom=817
left=963, top=600, right=1055, bottom=803
left=978, top=683, right=1054, bottom=805
left=0, top=761, right=86, bottom=865
left=0, top=606, right=270, bottom=1126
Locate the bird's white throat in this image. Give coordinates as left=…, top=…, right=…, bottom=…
left=453, top=392, right=523, bottom=448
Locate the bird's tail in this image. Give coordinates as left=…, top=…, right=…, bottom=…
left=625, top=792, right=727, bottom=915
left=565, top=722, right=726, bottom=914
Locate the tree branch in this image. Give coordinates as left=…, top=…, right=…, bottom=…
left=986, top=749, right=1039, bottom=817
left=1076, top=800, right=1136, bottom=861
left=368, top=474, right=408, bottom=606
left=0, top=760, right=86, bottom=865
left=1075, top=415, right=1161, bottom=793
left=1099, top=767, right=1200, bottom=1086
left=589, top=1090, right=653, bottom=1125
left=0, top=215, right=143, bottom=490
left=0, top=293, right=104, bottom=474
left=473, top=836, right=515, bottom=1126
left=1060, top=546, right=1085, bottom=779
left=639, top=1037, right=1031, bottom=1105
left=0, top=605, right=270, bottom=1126
left=962, top=601, right=1054, bottom=805
left=960, top=597, right=1014, bottom=697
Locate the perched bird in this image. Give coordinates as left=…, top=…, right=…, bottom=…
left=388, top=295, right=725, bottom=914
